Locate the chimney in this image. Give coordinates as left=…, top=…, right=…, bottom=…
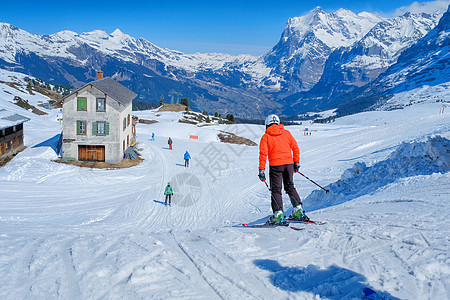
left=96, top=70, right=104, bottom=80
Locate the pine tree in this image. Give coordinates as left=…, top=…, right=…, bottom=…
left=226, top=114, right=235, bottom=123
left=180, top=97, right=189, bottom=107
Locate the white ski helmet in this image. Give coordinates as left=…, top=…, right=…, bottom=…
left=265, top=114, right=280, bottom=127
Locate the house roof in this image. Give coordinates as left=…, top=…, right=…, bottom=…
left=59, top=77, right=137, bottom=106
left=0, top=108, right=30, bottom=130
left=89, top=78, right=137, bottom=106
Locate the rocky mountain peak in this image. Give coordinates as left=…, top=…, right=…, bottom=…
left=264, top=7, right=382, bottom=92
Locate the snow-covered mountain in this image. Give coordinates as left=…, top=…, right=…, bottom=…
left=0, top=24, right=251, bottom=74
left=264, top=7, right=383, bottom=93
left=0, top=6, right=447, bottom=118
left=0, top=7, right=382, bottom=95
left=283, top=11, right=443, bottom=115
left=0, top=22, right=282, bottom=117
left=335, top=5, right=450, bottom=115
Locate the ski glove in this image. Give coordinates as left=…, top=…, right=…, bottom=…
left=294, top=162, right=300, bottom=172
left=258, top=169, right=266, bottom=182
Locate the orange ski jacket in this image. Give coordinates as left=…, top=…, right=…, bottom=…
left=259, top=124, right=300, bottom=170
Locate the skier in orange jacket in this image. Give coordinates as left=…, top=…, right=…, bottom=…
left=258, top=114, right=308, bottom=224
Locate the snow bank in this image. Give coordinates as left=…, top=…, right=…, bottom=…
left=305, top=135, right=450, bottom=211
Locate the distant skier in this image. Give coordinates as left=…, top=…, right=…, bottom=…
left=258, top=114, right=308, bottom=224
left=151, top=132, right=155, bottom=141
left=164, top=182, right=173, bottom=206
left=184, top=151, right=191, bottom=167
left=168, top=137, right=173, bottom=150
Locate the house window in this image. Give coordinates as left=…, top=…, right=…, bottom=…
left=96, top=98, right=106, bottom=112
left=92, top=122, right=109, bottom=136
left=123, top=118, right=127, bottom=131
left=77, top=97, right=87, bottom=111
left=77, top=121, right=86, bottom=135
left=127, top=114, right=130, bottom=126
left=97, top=122, right=106, bottom=135
left=123, top=140, right=125, bottom=151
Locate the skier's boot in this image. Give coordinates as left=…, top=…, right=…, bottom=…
left=266, top=210, right=285, bottom=225
left=289, top=205, right=310, bottom=221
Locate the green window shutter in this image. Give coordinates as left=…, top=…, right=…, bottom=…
left=92, top=122, right=97, bottom=135
left=77, top=97, right=87, bottom=111
left=105, top=122, right=110, bottom=135
left=77, top=121, right=81, bottom=134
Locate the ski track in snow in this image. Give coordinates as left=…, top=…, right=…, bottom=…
left=0, top=102, right=449, bottom=299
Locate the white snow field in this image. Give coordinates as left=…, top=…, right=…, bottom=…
left=0, top=97, right=449, bottom=299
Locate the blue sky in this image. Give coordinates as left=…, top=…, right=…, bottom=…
left=1, top=0, right=448, bottom=55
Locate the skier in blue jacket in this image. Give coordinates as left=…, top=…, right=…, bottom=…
left=184, top=151, right=191, bottom=167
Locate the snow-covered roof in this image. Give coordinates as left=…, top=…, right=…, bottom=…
left=89, top=78, right=137, bottom=105
left=0, top=108, right=30, bottom=130
left=61, top=77, right=137, bottom=106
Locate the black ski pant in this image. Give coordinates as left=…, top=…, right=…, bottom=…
left=269, top=164, right=302, bottom=213
left=165, top=194, right=172, bottom=204
left=185, top=158, right=189, bottom=167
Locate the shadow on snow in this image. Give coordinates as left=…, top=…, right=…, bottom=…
left=254, top=259, right=399, bottom=299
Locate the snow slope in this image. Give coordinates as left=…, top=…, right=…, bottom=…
left=0, top=69, right=55, bottom=109
left=0, top=98, right=449, bottom=298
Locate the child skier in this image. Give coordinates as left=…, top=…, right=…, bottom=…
left=168, top=137, right=173, bottom=150
left=164, top=182, right=173, bottom=206
left=184, top=151, right=191, bottom=167
left=258, top=114, right=308, bottom=224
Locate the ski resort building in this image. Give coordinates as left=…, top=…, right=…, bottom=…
left=0, top=109, right=30, bottom=159
left=61, top=72, right=137, bottom=163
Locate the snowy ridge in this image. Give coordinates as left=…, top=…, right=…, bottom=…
left=281, top=10, right=443, bottom=116
left=0, top=6, right=448, bottom=117
left=284, top=7, right=382, bottom=49
left=0, top=22, right=259, bottom=73
left=305, top=135, right=450, bottom=211
left=341, top=12, right=442, bottom=72
left=333, top=5, right=450, bottom=114
left=263, top=7, right=383, bottom=91
left=0, top=69, right=55, bottom=109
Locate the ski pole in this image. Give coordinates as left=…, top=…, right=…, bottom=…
left=263, top=179, right=271, bottom=191
left=296, top=170, right=330, bottom=193
left=262, top=178, right=284, bottom=214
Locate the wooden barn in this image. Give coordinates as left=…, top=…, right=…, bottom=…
left=0, top=108, right=30, bottom=158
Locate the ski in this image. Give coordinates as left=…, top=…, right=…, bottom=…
left=286, top=218, right=326, bottom=225
left=241, top=223, right=304, bottom=230
left=289, top=225, right=305, bottom=231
